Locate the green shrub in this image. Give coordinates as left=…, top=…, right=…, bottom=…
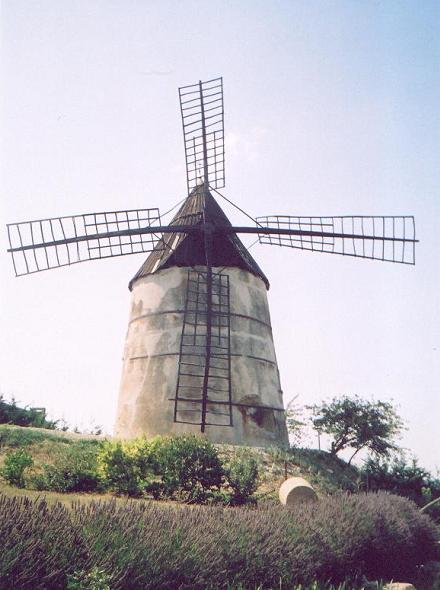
left=224, top=449, right=259, bottom=504
left=0, top=449, right=33, bottom=487
left=97, top=435, right=223, bottom=501
left=97, top=439, right=156, bottom=496
left=97, top=441, right=140, bottom=496
left=154, top=434, right=223, bottom=502
left=33, top=444, right=100, bottom=493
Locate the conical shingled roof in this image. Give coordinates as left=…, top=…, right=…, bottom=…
left=129, top=185, right=269, bottom=290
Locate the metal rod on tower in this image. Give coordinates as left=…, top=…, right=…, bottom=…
left=201, top=215, right=213, bottom=433
left=197, top=78, right=213, bottom=431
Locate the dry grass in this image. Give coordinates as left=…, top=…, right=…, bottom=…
left=0, top=480, right=125, bottom=507
left=0, top=480, right=185, bottom=511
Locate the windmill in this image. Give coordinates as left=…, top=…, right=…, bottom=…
left=6, top=76, right=417, bottom=448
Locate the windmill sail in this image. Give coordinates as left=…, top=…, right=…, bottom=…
left=174, top=269, right=232, bottom=430
left=254, top=215, right=416, bottom=264
left=7, top=208, right=162, bottom=276
left=179, top=77, right=225, bottom=194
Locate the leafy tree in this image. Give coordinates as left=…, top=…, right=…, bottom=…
left=308, top=395, right=403, bottom=464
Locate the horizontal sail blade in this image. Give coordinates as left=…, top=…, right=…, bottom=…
left=254, top=216, right=416, bottom=264
left=7, top=208, right=162, bottom=276
left=179, top=77, right=225, bottom=194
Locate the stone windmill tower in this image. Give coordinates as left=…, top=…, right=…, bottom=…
left=115, top=182, right=289, bottom=446
left=6, top=76, right=417, bottom=448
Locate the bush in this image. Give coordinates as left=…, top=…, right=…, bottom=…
left=0, top=492, right=437, bottom=589
left=33, top=444, right=101, bottom=493
left=97, top=439, right=156, bottom=496
left=97, top=441, right=141, bottom=496
left=0, top=449, right=33, bottom=487
left=0, top=432, right=257, bottom=504
left=97, top=435, right=224, bottom=502
left=224, top=449, right=259, bottom=504
left=154, top=434, right=223, bottom=502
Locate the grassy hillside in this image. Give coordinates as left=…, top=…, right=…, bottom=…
left=0, top=424, right=359, bottom=501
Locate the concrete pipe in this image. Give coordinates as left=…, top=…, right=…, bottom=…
left=279, top=477, right=318, bottom=506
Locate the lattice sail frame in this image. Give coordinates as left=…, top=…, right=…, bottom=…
left=173, top=269, right=232, bottom=429
left=255, top=215, right=416, bottom=264
left=7, top=208, right=162, bottom=276
left=179, top=77, right=225, bottom=194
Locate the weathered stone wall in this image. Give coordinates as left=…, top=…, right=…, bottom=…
left=114, top=266, right=289, bottom=447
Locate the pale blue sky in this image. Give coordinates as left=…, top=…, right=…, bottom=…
left=1, top=1, right=439, bottom=470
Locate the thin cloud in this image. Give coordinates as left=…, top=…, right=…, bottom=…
left=226, top=127, right=268, bottom=162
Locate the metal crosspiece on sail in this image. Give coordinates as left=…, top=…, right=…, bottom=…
left=5, top=75, right=419, bottom=439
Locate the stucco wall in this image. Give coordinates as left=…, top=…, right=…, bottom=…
left=114, top=266, right=289, bottom=447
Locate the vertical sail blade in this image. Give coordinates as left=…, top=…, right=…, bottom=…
left=179, top=77, right=225, bottom=194
left=255, top=215, right=416, bottom=264
left=174, top=269, right=232, bottom=428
